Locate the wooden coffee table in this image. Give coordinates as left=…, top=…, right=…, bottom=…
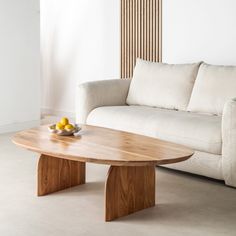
left=12, top=125, right=193, bottom=221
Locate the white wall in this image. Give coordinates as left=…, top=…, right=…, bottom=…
left=41, top=0, right=120, bottom=117
left=162, top=0, right=236, bottom=65
left=42, top=0, right=236, bottom=117
left=0, top=0, right=40, bottom=133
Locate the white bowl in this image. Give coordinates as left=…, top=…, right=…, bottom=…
left=48, top=124, right=81, bottom=136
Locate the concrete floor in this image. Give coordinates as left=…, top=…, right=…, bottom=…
left=1, top=131, right=236, bottom=236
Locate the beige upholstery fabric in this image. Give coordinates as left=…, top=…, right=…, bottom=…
left=87, top=105, right=222, bottom=155
left=164, top=151, right=223, bottom=180
left=222, top=98, right=236, bottom=187
left=126, top=59, right=201, bottom=110
left=75, top=71, right=236, bottom=187
left=188, top=63, right=236, bottom=115
left=76, top=79, right=131, bottom=124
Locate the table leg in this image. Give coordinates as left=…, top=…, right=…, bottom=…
left=105, top=165, right=155, bottom=221
left=38, top=154, right=85, bottom=196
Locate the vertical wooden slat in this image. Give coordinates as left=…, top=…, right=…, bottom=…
left=122, top=0, right=127, bottom=78
left=155, top=0, right=159, bottom=61
left=133, top=0, right=136, bottom=70
left=153, top=0, right=156, bottom=61
left=149, top=0, right=152, bottom=61
left=136, top=0, right=139, bottom=59
left=121, top=0, right=161, bottom=78
left=147, top=0, right=150, bottom=61
left=129, top=0, right=132, bottom=77
left=127, top=0, right=130, bottom=78
left=143, top=0, right=147, bottom=60
left=158, top=0, right=162, bottom=62
left=131, top=0, right=134, bottom=77
left=140, top=0, right=144, bottom=59
left=121, top=0, right=124, bottom=78
left=153, top=0, right=156, bottom=62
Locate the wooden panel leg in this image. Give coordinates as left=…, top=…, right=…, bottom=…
left=105, top=165, right=155, bottom=221
left=38, top=154, right=85, bottom=196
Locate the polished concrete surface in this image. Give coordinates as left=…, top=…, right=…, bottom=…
left=0, top=131, right=236, bottom=236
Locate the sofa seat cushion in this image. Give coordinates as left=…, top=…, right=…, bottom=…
left=126, top=59, right=201, bottom=110
left=187, top=63, right=236, bottom=115
left=87, top=106, right=222, bottom=155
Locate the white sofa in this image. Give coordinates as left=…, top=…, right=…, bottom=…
left=76, top=59, right=236, bottom=188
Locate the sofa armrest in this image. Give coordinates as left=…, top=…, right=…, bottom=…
left=76, top=79, right=131, bottom=124
left=222, top=98, right=236, bottom=187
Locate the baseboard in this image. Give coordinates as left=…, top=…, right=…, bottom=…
left=0, top=120, right=40, bottom=134
left=41, top=108, right=75, bottom=119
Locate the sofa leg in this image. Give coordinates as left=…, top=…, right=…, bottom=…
left=224, top=179, right=236, bottom=188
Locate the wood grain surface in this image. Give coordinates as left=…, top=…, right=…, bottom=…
left=38, top=154, right=85, bottom=196
left=105, top=165, right=155, bottom=221
left=12, top=125, right=193, bottom=166
left=121, top=0, right=162, bottom=78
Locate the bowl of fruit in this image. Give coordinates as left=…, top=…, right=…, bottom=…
left=48, top=117, right=81, bottom=136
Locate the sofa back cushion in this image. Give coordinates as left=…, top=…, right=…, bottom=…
left=187, top=63, right=236, bottom=115
left=126, top=59, right=201, bottom=110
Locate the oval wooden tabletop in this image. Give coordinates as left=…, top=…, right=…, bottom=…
left=12, top=125, right=194, bottom=166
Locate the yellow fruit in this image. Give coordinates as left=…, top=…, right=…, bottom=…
left=56, top=122, right=64, bottom=130
left=65, top=124, right=74, bottom=130
left=60, top=117, right=69, bottom=126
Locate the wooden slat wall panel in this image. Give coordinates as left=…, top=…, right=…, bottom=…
left=121, top=0, right=162, bottom=78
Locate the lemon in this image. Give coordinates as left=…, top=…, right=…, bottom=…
left=65, top=124, right=74, bottom=130
left=56, top=122, right=64, bottom=130
left=60, top=117, right=69, bottom=126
